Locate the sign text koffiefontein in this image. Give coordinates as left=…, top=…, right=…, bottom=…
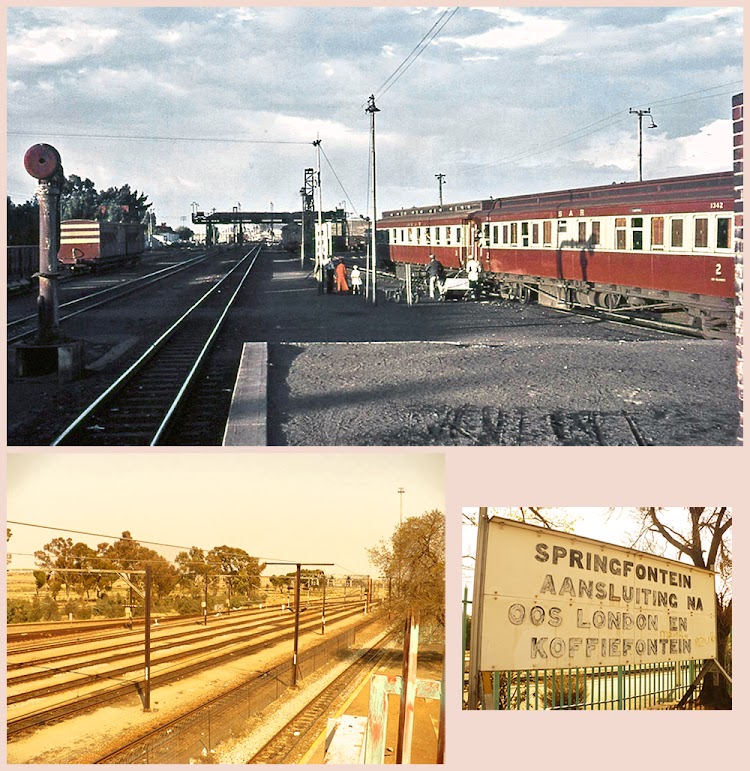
left=478, top=518, right=717, bottom=671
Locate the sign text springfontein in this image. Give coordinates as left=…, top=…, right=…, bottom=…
left=478, top=518, right=717, bottom=670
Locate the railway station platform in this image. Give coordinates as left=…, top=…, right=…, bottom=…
left=221, top=249, right=740, bottom=446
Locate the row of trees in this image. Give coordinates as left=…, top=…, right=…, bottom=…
left=29, top=531, right=264, bottom=606
left=7, top=174, right=152, bottom=245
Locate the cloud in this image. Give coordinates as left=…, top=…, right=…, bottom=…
left=8, top=25, right=119, bottom=66
left=442, top=9, right=568, bottom=50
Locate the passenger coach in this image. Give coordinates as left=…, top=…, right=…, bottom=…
left=378, top=172, right=735, bottom=330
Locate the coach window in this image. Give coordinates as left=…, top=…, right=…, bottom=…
left=434, top=227, right=441, bottom=245
left=615, top=217, right=627, bottom=249
left=578, top=221, right=586, bottom=245
left=671, top=219, right=683, bottom=248
left=591, top=221, right=600, bottom=246
left=510, top=222, right=518, bottom=245
left=694, top=217, right=708, bottom=249
left=631, top=217, right=643, bottom=250
left=416, top=227, right=421, bottom=243
left=543, top=220, right=552, bottom=246
left=446, top=226, right=452, bottom=245
left=717, top=217, right=731, bottom=249
left=651, top=216, right=664, bottom=249
left=558, top=220, right=567, bottom=234
left=503, top=224, right=509, bottom=244
left=522, top=222, right=529, bottom=247
left=532, top=223, right=539, bottom=244
left=492, top=225, right=499, bottom=245
left=456, top=227, right=462, bottom=244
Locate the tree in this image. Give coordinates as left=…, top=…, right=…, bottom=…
left=175, top=546, right=211, bottom=595
left=61, top=175, right=99, bottom=220
left=35, top=537, right=77, bottom=598
left=99, top=532, right=177, bottom=600
left=369, top=509, right=445, bottom=632
left=97, top=184, right=150, bottom=224
left=176, top=226, right=194, bottom=241
left=207, top=546, right=265, bottom=607
left=631, top=506, right=732, bottom=708
left=7, top=197, right=39, bottom=244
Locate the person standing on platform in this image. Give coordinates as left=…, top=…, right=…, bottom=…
left=466, top=255, right=482, bottom=300
left=324, top=256, right=335, bottom=293
left=350, top=263, right=363, bottom=295
left=426, top=254, right=446, bottom=300
left=335, top=260, right=349, bottom=293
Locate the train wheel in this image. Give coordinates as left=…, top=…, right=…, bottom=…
left=597, top=291, right=622, bottom=310
left=517, top=284, right=532, bottom=304
left=499, top=283, right=513, bottom=301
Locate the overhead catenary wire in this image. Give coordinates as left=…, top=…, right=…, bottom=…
left=474, top=81, right=743, bottom=172
left=369, top=7, right=460, bottom=104
left=319, top=144, right=360, bottom=218
left=6, top=519, right=307, bottom=568
left=7, top=130, right=310, bottom=145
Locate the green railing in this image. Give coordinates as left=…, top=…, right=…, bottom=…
left=483, top=660, right=702, bottom=710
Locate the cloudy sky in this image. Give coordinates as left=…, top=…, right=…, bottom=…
left=5, top=5, right=743, bottom=230
left=6, top=452, right=445, bottom=575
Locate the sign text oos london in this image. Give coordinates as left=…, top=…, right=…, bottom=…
left=478, top=518, right=717, bottom=670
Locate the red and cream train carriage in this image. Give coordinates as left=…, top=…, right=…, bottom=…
left=378, top=172, right=735, bottom=327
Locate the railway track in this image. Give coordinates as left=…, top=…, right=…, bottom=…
left=7, top=600, right=364, bottom=672
left=6, top=249, right=218, bottom=344
left=7, top=603, right=372, bottom=738
left=50, top=245, right=262, bottom=445
left=248, top=631, right=399, bottom=764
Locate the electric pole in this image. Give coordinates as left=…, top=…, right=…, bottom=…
left=398, top=486, right=405, bottom=525
left=435, top=173, right=446, bottom=205
left=629, top=107, right=657, bottom=182
left=366, top=95, right=380, bottom=305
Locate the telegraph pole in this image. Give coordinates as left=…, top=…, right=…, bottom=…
left=266, top=561, right=333, bottom=686
left=398, top=487, right=405, bottom=525
left=366, top=95, right=380, bottom=305
left=144, top=563, right=152, bottom=711
left=435, top=173, right=446, bottom=205
left=629, top=107, right=656, bottom=182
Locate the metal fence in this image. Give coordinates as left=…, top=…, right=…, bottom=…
left=100, top=615, right=384, bottom=763
left=480, top=660, right=703, bottom=710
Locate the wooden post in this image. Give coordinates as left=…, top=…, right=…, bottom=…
left=396, top=613, right=419, bottom=764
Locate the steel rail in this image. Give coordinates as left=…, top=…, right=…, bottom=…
left=150, top=248, right=260, bottom=445
left=50, top=244, right=262, bottom=446
left=7, top=605, right=373, bottom=738
left=7, top=599, right=366, bottom=679
left=248, top=631, right=398, bottom=764
left=6, top=251, right=216, bottom=344
left=91, top=615, right=387, bottom=764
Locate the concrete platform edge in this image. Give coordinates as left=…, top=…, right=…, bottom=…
left=222, top=342, right=268, bottom=446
